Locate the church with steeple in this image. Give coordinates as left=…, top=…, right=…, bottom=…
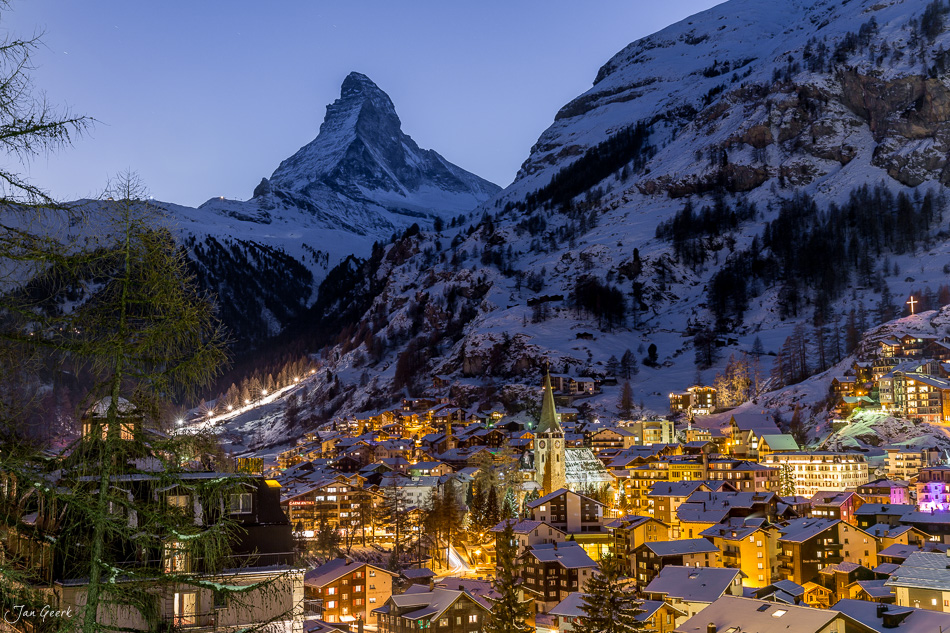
left=524, top=370, right=614, bottom=497
left=534, top=372, right=567, bottom=494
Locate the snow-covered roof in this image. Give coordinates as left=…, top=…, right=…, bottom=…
left=645, top=566, right=742, bottom=603
left=525, top=542, right=598, bottom=569
left=778, top=518, right=839, bottom=543
left=646, top=538, right=719, bottom=557
left=304, top=558, right=393, bottom=587
left=833, top=599, right=950, bottom=633
left=677, top=596, right=836, bottom=633
left=86, top=396, right=136, bottom=417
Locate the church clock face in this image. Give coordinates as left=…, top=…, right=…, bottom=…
left=554, top=440, right=561, bottom=449
left=538, top=440, right=546, bottom=449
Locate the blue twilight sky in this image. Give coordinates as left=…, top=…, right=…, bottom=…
left=9, top=1, right=724, bottom=207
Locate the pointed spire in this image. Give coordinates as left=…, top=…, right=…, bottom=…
left=537, top=371, right=561, bottom=434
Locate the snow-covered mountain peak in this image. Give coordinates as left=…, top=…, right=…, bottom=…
left=253, top=0, right=950, bottom=432
left=268, top=71, right=499, bottom=205
left=142, top=72, right=501, bottom=345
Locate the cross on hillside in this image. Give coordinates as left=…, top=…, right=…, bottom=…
left=907, top=296, right=918, bottom=315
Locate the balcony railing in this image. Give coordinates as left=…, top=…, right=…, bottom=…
left=303, top=599, right=323, bottom=619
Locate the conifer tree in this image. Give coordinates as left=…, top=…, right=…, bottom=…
left=0, top=175, right=303, bottom=633
left=620, top=349, right=635, bottom=379
left=618, top=381, right=635, bottom=417
left=378, top=478, right=412, bottom=570
left=485, top=522, right=533, bottom=633
left=606, top=355, right=620, bottom=377
left=575, top=555, right=646, bottom=633
left=316, top=513, right=342, bottom=561
left=502, top=487, right=519, bottom=521
left=486, top=485, right=501, bottom=528
left=470, top=480, right=487, bottom=533
left=779, top=464, right=797, bottom=497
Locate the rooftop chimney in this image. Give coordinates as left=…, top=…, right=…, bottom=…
left=707, top=624, right=717, bottom=633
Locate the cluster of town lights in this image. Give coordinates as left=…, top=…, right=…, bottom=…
left=176, top=372, right=316, bottom=428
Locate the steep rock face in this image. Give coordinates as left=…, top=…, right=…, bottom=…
left=838, top=69, right=950, bottom=185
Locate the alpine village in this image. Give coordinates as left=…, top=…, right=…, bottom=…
left=18, top=1, right=950, bottom=633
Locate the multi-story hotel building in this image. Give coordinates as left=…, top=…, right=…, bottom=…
left=760, top=452, right=869, bottom=497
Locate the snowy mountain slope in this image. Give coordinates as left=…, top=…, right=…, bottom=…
left=506, top=0, right=950, bottom=202
left=721, top=307, right=950, bottom=462
left=144, top=73, right=498, bottom=344
left=179, top=72, right=498, bottom=246
left=202, top=0, right=950, bottom=442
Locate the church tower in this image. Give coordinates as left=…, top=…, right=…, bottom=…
left=534, top=372, right=566, bottom=493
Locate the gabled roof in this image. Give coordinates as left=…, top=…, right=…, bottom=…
left=899, top=511, right=950, bottom=525
left=591, top=426, right=637, bottom=438
left=647, top=481, right=710, bottom=498
left=819, top=561, right=867, bottom=575
left=489, top=519, right=565, bottom=536
left=874, top=562, right=901, bottom=575
left=865, top=523, right=915, bottom=539
left=304, top=558, right=393, bottom=587
left=548, top=592, right=588, bottom=617
left=645, top=566, right=743, bottom=603
left=886, top=552, right=950, bottom=591
left=676, top=596, right=838, bottom=633
left=851, top=580, right=894, bottom=599
left=701, top=517, right=768, bottom=540
left=408, top=461, right=447, bottom=470
left=377, top=588, right=488, bottom=621
left=524, top=542, right=598, bottom=569
left=759, top=434, right=800, bottom=451
left=778, top=518, right=839, bottom=543
left=833, top=598, right=950, bottom=633
left=878, top=542, right=948, bottom=560
left=605, top=514, right=662, bottom=530
left=855, top=503, right=916, bottom=516
left=434, top=578, right=499, bottom=610
left=526, top=487, right=605, bottom=509
left=645, top=538, right=719, bottom=557
left=860, top=479, right=910, bottom=489
left=729, top=411, right=781, bottom=434
left=811, top=491, right=856, bottom=506
left=770, top=579, right=806, bottom=597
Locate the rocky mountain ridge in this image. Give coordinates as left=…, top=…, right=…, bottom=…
left=263, top=0, right=950, bottom=433
left=157, top=72, right=499, bottom=344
